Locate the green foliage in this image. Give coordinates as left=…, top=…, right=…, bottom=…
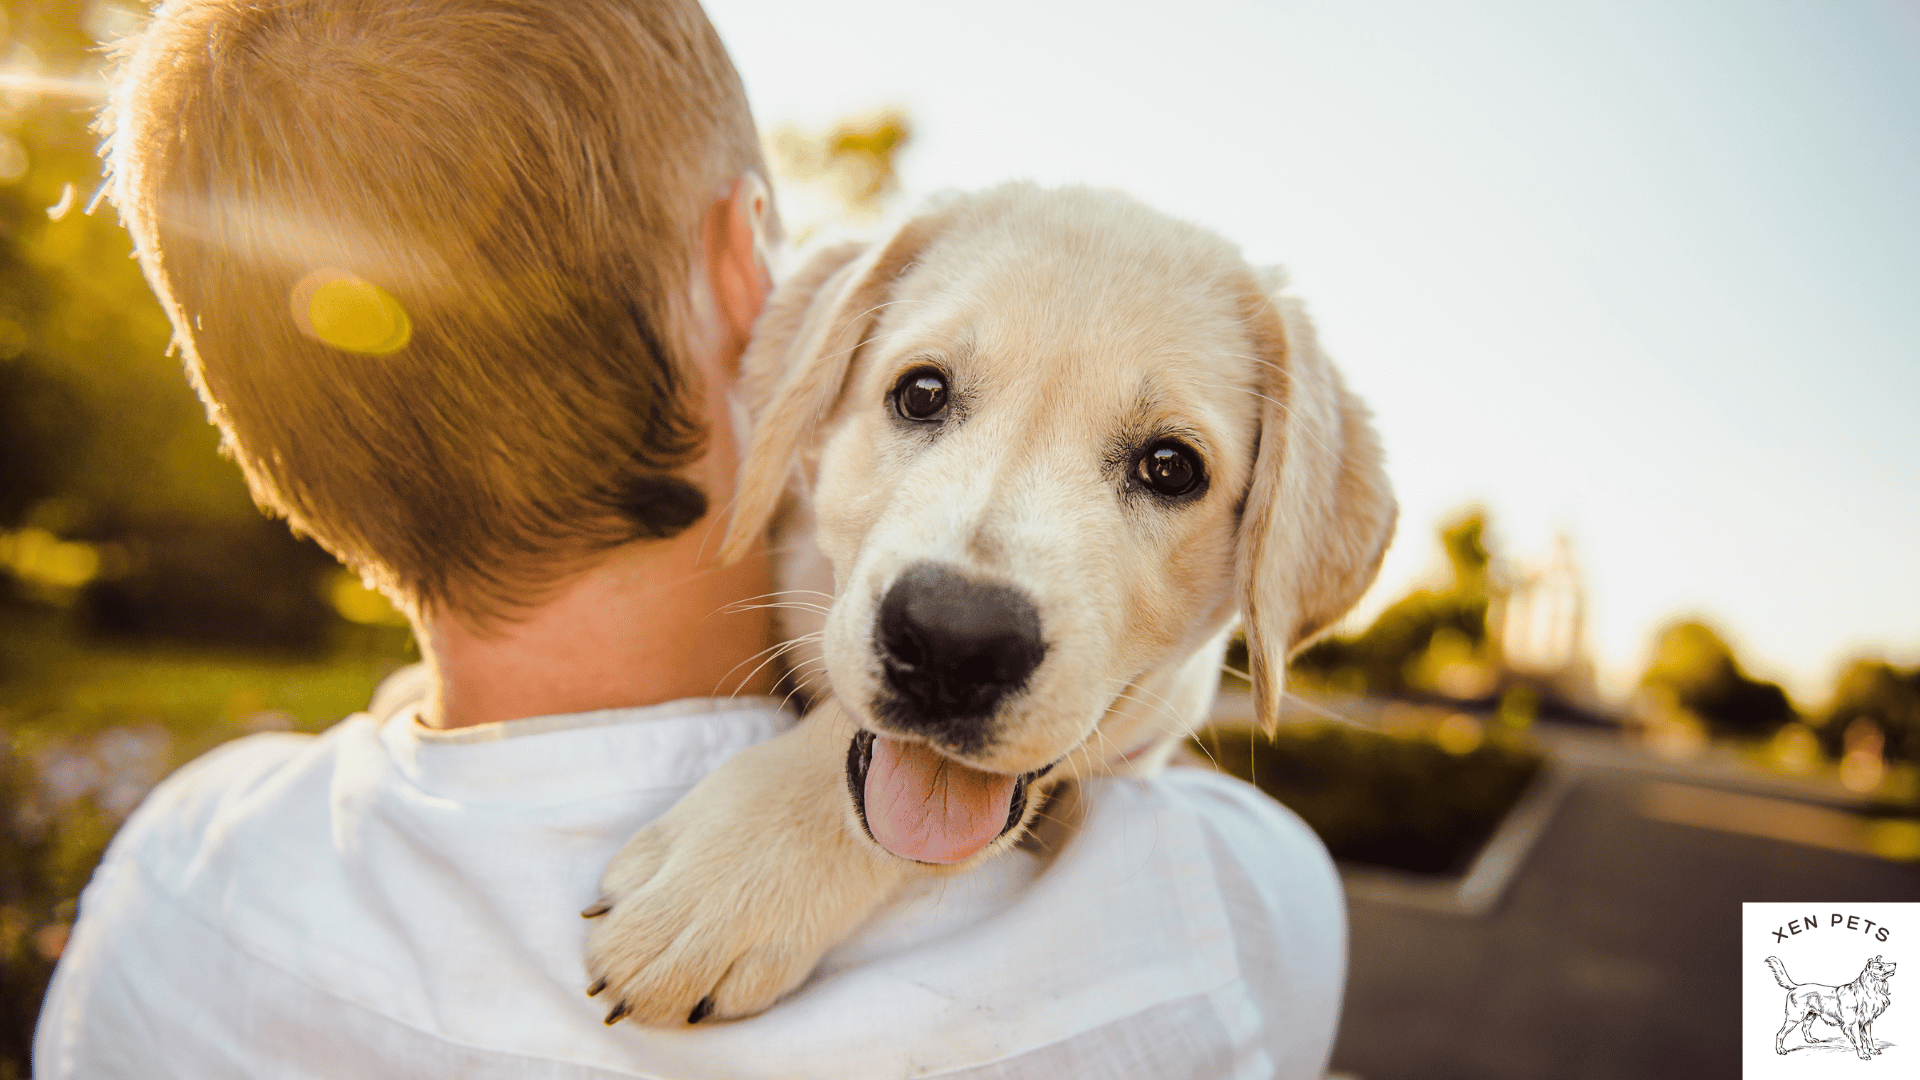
left=0, top=740, right=64, bottom=1073
left=766, top=110, right=914, bottom=239
left=76, top=514, right=345, bottom=653
left=1194, top=721, right=1542, bottom=875
left=0, top=110, right=252, bottom=529
left=0, top=2, right=354, bottom=649
left=1821, top=659, right=1920, bottom=764
left=1641, top=620, right=1797, bottom=740
left=1290, top=510, right=1494, bottom=699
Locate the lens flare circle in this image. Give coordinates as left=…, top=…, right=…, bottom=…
left=290, top=268, right=411, bottom=355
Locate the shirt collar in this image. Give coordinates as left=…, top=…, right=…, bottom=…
left=375, top=696, right=797, bottom=805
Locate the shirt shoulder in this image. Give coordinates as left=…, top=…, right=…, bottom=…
left=960, top=767, right=1344, bottom=1080
left=1154, top=765, right=1344, bottom=908
left=762, top=767, right=1344, bottom=1080
left=1154, top=767, right=1347, bottom=1080
left=94, top=720, right=366, bottom=890
left=35, top=725, right=350, bottom=1079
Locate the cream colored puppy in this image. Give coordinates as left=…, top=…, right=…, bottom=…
left=583, top=184, right=1396, bottom=1025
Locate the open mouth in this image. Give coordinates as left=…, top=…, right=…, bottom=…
left=845, top=730, right=1053, bottom=864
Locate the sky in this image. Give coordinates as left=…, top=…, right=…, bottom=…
left=702, top=0, right=1920, bottom=704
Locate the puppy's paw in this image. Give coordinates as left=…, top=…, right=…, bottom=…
left=583, top=713, right=910, bottom=1025
left=583, top=813, right=823, bottom=1024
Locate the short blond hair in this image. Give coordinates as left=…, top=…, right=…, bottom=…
left=104, top=0, right=771, bottom=621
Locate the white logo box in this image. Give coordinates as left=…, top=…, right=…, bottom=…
left=1744, top=901, right=1912, bottom=1078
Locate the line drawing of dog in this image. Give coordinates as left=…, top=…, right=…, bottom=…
left=582, top=183, right=1396, bottom=1025
left=1769, top=954, right=1897, bottom=1059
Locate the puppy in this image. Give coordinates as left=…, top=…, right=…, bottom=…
left=1769, top=954, right=1897, bottom=1058
left=583, top=184, right=1396, bottom=1025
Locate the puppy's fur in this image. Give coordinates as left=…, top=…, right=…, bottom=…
left=1769, top=954, right=1897, bottom=1058
left=584, top=184, right=1396, bottom=1025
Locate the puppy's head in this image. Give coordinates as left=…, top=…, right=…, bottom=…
left=724, top=185, right=1394, bottom=863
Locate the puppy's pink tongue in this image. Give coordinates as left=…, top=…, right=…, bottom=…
left=864, top=734, right=1016, bottom=864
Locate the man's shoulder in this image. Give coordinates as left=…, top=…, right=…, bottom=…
left=106, top=720, right=367, bottom=879
left=755, top=765, right=1342, bottom=1080
left=36, top=720, right=389, bottom=1078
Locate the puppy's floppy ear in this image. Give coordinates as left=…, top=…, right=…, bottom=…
left=718, top=216, right=945, bottom=564
left=1236, top=284, right=1397, bottom=733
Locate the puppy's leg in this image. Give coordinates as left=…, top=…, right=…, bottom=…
left=1775, top=1010, right=1798, bottom=1054
left=1842, top=1018, right=1869, bottom=1059
left=584, top=701, right=914, bottom=1025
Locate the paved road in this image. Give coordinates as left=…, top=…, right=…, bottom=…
left=1328, top=768, right=1916, bottom=1080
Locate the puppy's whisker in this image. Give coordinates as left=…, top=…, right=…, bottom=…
left=773, top=663, right=832, bottom=715
left=1280, top=690, right=1362, bottom=728
left=1084, top=728, right=1130, bottom=781
left=1216, top=662, right=1363, bottom=728
left=721, top=588, right=835, bottom=607
left=1113, top=679, right=1189, bottom=727
left=713, top=633, right=822, bottom=699
left=1185, top=732, right=1223, bottom=772
left=1214, top=381, right=1342, bottom=462
left=1106, top=696, right=1187, bottom=745
left=1103, top=683, right=1192, bottom=740
left=1211, top=353, right=1346, bottom=462
left=719, top=600, right=831, bottom=617
left=716, top=635, right=812, bottom=684
left=727, top=631, right=820, bottom=672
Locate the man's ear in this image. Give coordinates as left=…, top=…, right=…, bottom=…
left=707, top=172, right=777, bottom=362
left=717, top=210, right=950, bottom=565
left=1236, top=284, right=1397, bottom=733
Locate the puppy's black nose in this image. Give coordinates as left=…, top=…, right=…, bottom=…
left=875, top=563, right=1045, bottom=736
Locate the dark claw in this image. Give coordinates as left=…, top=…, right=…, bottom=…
left=604, top=1001, right=631, bottom=1025
left=586, top=978, right=607, bottom=998
left=581, top=899, right=612, bottom=918
left=688, top=996, right=714, bottom=1024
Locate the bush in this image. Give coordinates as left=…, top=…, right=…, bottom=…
left=75, top=515, right=342, bottom=655
left=0, top=737, right=118, bottom=1075
left=1194, top=720, right=1542, bottom=875
left=1641, top=621, right=1797, bottom=740
left=1821, top=660, right=1920, bottom=765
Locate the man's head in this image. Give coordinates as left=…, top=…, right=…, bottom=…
left=105, top=0, right=775, bottom=623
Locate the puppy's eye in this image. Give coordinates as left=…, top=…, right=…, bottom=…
left=1135, top=441, right=1203, bottom=498
left=892, top=368, right=949, bottom=421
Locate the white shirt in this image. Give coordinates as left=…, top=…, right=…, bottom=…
left=34, top=693, right=1345, bottom=1079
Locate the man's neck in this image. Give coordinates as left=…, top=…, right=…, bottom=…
left=420, top=176, right=780, bottom=730
left=419, top=523, right=780, bottom=729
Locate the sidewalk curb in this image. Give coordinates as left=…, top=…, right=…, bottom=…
left=1340, top=761, right=1578, bottom=917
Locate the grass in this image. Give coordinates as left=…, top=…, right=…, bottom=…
left=0, top=607, right=413, bottom=1077
left=1, top=609, right=411, bottom=757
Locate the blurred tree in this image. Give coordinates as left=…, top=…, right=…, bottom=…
left=764, top=110, right=912, bottom=240
left=0, top=1, right=347, bottom=649
left=1639, top=621, right=1797, bottom=740
left=78, top=514, right=342, bottom=653
left=0, top=188, right=83, bottom=530
left=1291, top=510, right=1496, bottom=699
left=0, top=728, right=119, bottom=1077
left=1820, top=659, right=1919, bottom=765
left=0, top=741, right=60, bottom=1077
